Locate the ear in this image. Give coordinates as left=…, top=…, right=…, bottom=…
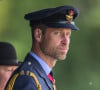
left=34, top=28, right=42, bottom=42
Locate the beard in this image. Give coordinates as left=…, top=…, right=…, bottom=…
left=40, top=42, right=69, bottom=61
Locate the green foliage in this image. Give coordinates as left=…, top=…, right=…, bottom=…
left=0, top=0, right=100, bottom=90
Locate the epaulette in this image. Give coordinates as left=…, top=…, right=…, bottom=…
left=5, top=70, right=42, bottom=90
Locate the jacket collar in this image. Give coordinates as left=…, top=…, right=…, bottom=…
left=25, top=53, right=53, bottom=89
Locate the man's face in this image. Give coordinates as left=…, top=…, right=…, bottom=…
left=40, top=28, right=71, bottom=60
left=0, top=65, right=17, bottom=88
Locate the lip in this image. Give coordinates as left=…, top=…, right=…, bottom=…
left=58, top=48, right=67, bottom=53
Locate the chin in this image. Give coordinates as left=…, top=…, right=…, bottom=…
left=58, top=56, right=66, bottom=61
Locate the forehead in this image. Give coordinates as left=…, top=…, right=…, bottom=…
left=0, top=65, right=15, bottom=69
left=46, top=27, right=71, bottom=32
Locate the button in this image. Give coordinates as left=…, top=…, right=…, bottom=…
left=28, top=61, right=31, bottom=65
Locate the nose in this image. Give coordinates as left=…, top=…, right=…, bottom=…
left=61, top=34, right=70, bottom=45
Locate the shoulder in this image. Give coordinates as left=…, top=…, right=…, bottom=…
left=5, top=70, right=41, bottom=90
left=5, top=54, right=42, bottom=90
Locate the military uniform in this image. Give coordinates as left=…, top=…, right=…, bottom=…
left=5, top=5, right=79, bottom=90
left=5, top=53, right=54, bottom=90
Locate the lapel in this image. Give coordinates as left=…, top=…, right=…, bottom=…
left=25, top=53, right=53, bottom=90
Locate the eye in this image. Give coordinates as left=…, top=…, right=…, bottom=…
left=54, top=31, right=60, bottom=35
left=66, top=32, right=71, bottom=37
left=5, top=68, right=12, bottom=72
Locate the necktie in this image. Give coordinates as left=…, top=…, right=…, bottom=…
left=48, top=72, right=56, bottom=90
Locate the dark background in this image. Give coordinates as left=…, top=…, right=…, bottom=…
left=0, top=0, right=100, bottom=90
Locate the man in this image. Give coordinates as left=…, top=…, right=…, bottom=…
left=0, top=42, right=20, bottom=90
left=5, top=5, right=79, bottom=90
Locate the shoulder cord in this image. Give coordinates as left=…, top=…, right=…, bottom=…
left=5, top=71, right=42, bottom=90
left=6, top=73, right=19, bottom=90
left=30, top=71, right=42, bottom=90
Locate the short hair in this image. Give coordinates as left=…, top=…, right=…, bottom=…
left=31, top=24, right=48, bottom=43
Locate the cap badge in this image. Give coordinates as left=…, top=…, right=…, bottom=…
left=65, top=10, right=74, bottom=23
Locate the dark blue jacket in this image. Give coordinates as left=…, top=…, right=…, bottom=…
left=5, top=53, right=53, bottom=90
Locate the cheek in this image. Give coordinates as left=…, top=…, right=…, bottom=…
left=50, top=35, right=61, bottom=44
left=0, top=73, right=3, bottom=79
left=4, top=72, right=12, bottom=81
left=3, top=75, right=9, bottom=80
left=0, top=72, right=11, bottom=81
left=13, top=67, right=17, bottom=70
left=48, top=38, right=60, bottom=48
left=0, top=70, right=5, bottom=76
left=68, top=38, right=70, bottom=44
